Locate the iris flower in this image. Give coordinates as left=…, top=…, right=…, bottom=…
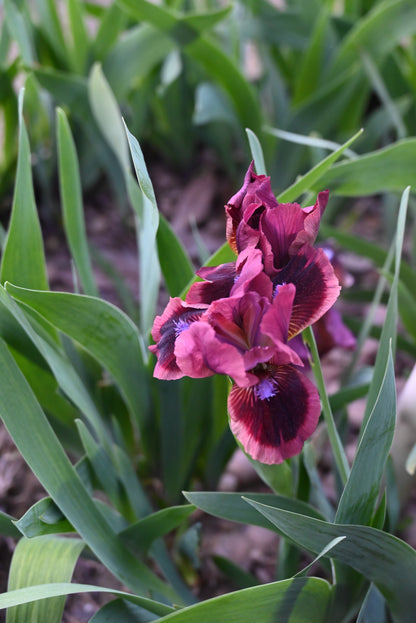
left=149, top=163, right=343, bottom=464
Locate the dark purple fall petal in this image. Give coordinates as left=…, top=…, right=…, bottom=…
left=228, top=365, right=321, bottom=464
left=273, top=245, right=341, bottom=338
left=149, top=297, right=207, bottom=380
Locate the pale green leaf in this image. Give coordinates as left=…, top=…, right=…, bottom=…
left=0, top=583, right=173, bottom=616
left=155, top=577, right=332, bottom=623
left=7, top=536, right=84, bottom=623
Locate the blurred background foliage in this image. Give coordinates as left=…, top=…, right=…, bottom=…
left=2, top=0, right=416, bottom=207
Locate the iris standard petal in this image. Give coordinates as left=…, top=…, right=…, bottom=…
left=225, top=162, right=277, bottom=253
left=228, top=365, right=321, bottom=464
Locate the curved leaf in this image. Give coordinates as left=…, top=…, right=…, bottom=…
left=245, top=499, right=416, bottom=623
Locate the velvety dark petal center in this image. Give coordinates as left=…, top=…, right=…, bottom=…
left=228, top=365, right=321, bottom=464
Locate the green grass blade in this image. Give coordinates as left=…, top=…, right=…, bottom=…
left=292, top=9, right=329, bottom=107
left=0, top=339, right=176, bottom=600
left=88, top=63, right=130, bottom=176
left=76, top=420, right=126, bottom=515
left=303, top=325, right=349, bottom=485
left=157, top=215, right=194, bottom=296
left=88, top=598, right=162, bottom=622
left=7, top=536, right=84, bottom=623
left=274, top=128, right=363, bottom=203
left=0, top=286, right=114, bottom=451
left=246, top=129, right=266, bottom=175
left=0, top=89, right=48, bottom=290
left=244, top=499, right=416, bottom=623
left=14, top=498, right=74, bottom=538
left=34, top=0, right=68, bottom=67
left=311, top=139, right=416, bottom=196
left=93, top=3, right=127, bottom=60
left=361, top=187, right=409, bottom=427
left=335, top=349, right=396, bottom=525
left=0, top=584, right=173, bottom=616
left=56, top=108, right=98, bottom=297
left=121, top=505, right=196, bottom=556
left=67, top=0, right=89, bottom=73
left=184, top=491, right=325, bottom=529
left=361, top=51, right=406, bottom=140
left=4, top=0, right=35, bottom=65
left=124, top=123, right=161, bottom=336
left=329, top=0, right=416, bottom=77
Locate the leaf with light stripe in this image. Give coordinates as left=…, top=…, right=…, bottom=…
left=7, top=536, right=84, bottom=623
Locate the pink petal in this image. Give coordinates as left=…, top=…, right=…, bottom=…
left=231, top=247, right=273, bottom=299
left=228, top=365, right=321, bottom=464
left=175, top=321, right=254, bottom=386
left=149, top=297, right=207, bottom=380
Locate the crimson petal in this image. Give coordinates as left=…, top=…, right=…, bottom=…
left=228, top=365, right=321, bottom=464
left=225, top=162, right=277, bottom=253
left=274, top=246, right=340, bottom=338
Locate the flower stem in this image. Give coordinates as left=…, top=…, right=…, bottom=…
left=303, top=325, right=350, bottom=485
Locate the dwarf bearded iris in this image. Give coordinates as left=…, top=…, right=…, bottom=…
left=150, top=162, right=342, bottom=464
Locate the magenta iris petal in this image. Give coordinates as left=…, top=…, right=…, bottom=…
left=149, top=297, right=207, bottom=380
left=225, top=162, right=278, bottom=253
left=186, top=263, right=236, bottom=305
left=175, top=321, right=255, bottom=386
left=228, top=365, right=321, bottom=464
left=273, top=245, right=341, bottom=338
left=290, top=190, right=329, bottom=254
left=231, top=248, right=273, bottom=299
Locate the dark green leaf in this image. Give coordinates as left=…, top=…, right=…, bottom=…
left=0, top=90, right=48, bottom=291
left=245, top=499, right=416, bottom=623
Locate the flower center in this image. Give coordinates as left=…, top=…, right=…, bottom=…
left=255, top=377, right=278, bottom=401
left=173, top=318, right=192, bottom=337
